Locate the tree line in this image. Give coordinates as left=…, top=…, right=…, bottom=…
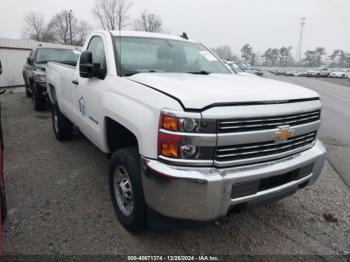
left=22, top=0, right=350, bottom=68
left=212, top=44, right=350, bottom=68
left=21, top=0, right=164, bottom=46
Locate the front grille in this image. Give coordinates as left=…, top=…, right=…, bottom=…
left=218, top=110, right=321, bottom=133
left=215, top=132, right=316, bottom=164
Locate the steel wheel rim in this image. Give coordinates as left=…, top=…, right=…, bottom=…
left=53, top=109, right=59, bottom=134
left=113, top=166, right=134, bottom=216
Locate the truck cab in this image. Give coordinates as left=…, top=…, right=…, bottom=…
left=46, top=31, right=326, bottom=231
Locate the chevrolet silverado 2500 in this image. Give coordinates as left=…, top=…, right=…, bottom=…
left=46, top=31, right=326, bottom=231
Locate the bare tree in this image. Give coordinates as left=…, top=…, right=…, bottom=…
left=133, top=10, right=163, bottom=33
left=47, top=10, right=72, bottom=45
left=93, top=0, right=132, bottom=30
left=211, top=46, right=237, bottom=61
left=21, top=11, right=46, bottom=41
left=47, top=10, right=91, bottom=46
left=75, top=21, right=93, bottom=46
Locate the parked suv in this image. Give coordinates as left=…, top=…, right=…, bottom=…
left=318, top=68, right=331, bottom=77
left=22, top=47, right=79, bottom=110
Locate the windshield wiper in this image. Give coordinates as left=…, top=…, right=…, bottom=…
left=187, top=70, right=211, bottom=75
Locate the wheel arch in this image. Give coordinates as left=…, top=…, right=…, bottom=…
left=47, top=83, right=57, bottom=104
left=104, top=117, right=140, bottom=154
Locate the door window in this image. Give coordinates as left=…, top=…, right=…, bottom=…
left=87, top=36, right=107, bottom=71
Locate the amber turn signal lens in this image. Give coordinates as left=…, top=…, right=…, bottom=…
left=160, top=143, right=178, bottom=158
left=162, top=115, right=178, bottom=131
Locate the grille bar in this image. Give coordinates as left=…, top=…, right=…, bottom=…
left=219, top=110, right=321, bottom=133
left=215, top=132, right=316, bottom=163
left=217, top=132, right=315, bottom=153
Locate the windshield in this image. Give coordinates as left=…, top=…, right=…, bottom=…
left=35, top=48, right=80, bottom=64
left=113, top=36, right=230, bottom=76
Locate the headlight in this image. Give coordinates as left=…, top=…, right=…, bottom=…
left=160, top=114, right=216, bottom=133
left=34, top=72, right=46, bottom=82
left=181, top=118, right=198, bottom=132
left=158, top=111, right=216, bottom=163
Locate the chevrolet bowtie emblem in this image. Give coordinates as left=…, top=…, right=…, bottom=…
left=275, top=126, right=293, bottom=141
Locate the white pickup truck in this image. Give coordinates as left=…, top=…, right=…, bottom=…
left=46, top=31, right=326, bottom=231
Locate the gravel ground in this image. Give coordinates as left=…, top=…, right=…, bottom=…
left=1, top=91, right=350, bottom=257
left=275, top=76, right=350, bottom=88
left=318, top=77, right=350, bottom=88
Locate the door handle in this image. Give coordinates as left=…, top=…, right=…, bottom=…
left=72, top=80, right=79, bottom=85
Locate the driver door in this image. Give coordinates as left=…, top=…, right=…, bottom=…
left=72, top=35, right=107, bottom=148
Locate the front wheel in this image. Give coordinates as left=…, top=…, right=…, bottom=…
left=51, top=104, right=73, bottom=141
left=109, top=147, right=147, bottom=231
left=25, top=82, right=32, bottom=98
left=32, top=84, right=45, bottom=111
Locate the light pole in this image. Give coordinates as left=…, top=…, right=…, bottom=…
left=296, top=17, right=306, bottom=63
left=69, top=10, right=73, bottom=45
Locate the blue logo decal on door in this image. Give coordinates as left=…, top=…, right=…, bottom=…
left=79, top=97, right=86, bottom=115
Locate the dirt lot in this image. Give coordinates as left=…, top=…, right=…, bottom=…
left=1, top=91, right=350, bottom=257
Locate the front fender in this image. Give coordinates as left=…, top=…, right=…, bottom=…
left=102, top=92, right=160, bottom=158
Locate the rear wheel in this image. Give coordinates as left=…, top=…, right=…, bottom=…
left=51, top=104, right=73, bottom=141
left=109, top=147, right=147, bottom=231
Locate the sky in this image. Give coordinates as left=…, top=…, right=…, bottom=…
left=0, top=0, right=349, bottom=56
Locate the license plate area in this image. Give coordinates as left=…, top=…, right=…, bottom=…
left=231, top=164, right=313, bottom=199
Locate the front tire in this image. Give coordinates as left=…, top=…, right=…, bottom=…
left=51, top=104, right=73, bottom=141
left=25, top=81, right=32, bottom=98
left=109, top=147, right=147, bottom=231
left=32, top=84, right=45, bottom=111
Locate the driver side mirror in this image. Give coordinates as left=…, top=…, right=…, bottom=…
left=79, top=51, right=106, bottom=79
left=79, top=51, right=93, bottom=78
left=27, top=57, right=33, bottom=65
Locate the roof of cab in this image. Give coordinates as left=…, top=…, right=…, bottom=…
left=109, top=31, right=198, bottom=43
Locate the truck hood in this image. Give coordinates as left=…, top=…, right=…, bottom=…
left=128, top=73, right=319, bottom=110
left=33, top=63, right=47, bottom=72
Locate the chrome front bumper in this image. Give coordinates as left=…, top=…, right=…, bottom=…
left=141, top=140, right=326, bottom=221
